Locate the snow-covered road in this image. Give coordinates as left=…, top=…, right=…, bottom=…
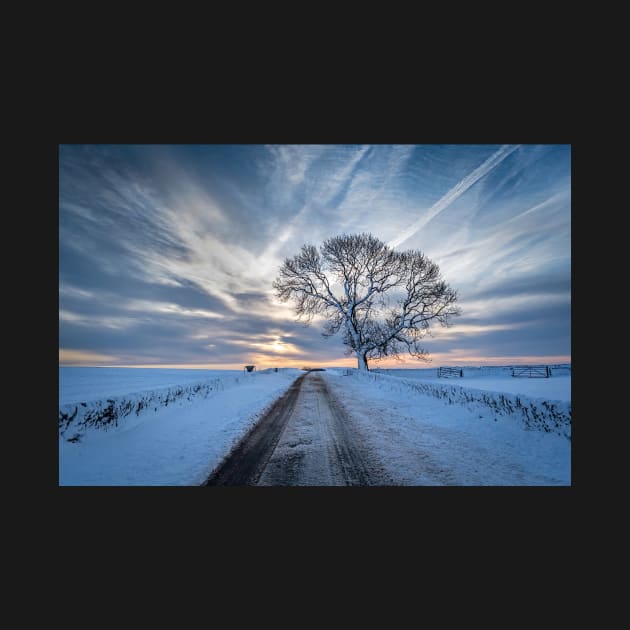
left=206, top=372, right=390, bottom=485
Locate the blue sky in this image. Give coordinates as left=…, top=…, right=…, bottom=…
left=59, top=144, right=571, bottom=368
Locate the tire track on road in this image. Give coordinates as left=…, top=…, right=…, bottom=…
left=204, top=374, right=305, bottom=485
left=205, top=372, right=388, bottom=486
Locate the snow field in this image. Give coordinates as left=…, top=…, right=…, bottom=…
left=59, top=369, right=301, bottom=485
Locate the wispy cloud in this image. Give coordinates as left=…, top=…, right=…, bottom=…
left=254, top=145, right=374, bottom=279
left=459, top=292, right=571, bottom=321
left=428, top=322, right=521, bottom=341
left=123, top=299, right=225, bottom=319
left=388, top=144, right=521, bottom=248
left=60, top=309, right=137, bottom=330
left=58, top=285, right=94, bottom=299
left=504, top=188, right=570, bottom=226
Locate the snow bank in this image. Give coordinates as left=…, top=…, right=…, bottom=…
left=348, top=371, right=571, bottom=440
left=59, top=376, right=236, bottom=441
left=59, top=368, right=299, bottom=441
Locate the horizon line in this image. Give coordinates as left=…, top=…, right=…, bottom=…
left=59, top=356, right=572, bottom=369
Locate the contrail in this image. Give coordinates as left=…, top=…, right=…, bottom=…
left=388, top=144, right=521, bottom=248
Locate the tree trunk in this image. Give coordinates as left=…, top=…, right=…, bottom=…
left=357, top=352, right=369, bottom=371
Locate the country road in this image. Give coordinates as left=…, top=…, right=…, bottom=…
left=204, top=372, right=391, bottom=486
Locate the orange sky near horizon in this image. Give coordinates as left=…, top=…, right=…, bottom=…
left=59, top=349, right=572, bottom=370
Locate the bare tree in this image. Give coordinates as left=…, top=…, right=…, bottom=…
left=273, top=233, right=461, bottom=371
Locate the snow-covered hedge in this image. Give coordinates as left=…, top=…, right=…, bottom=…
left=352, top=371, right=571, bottom=440
left=59, top=375, right=253, bottom=441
